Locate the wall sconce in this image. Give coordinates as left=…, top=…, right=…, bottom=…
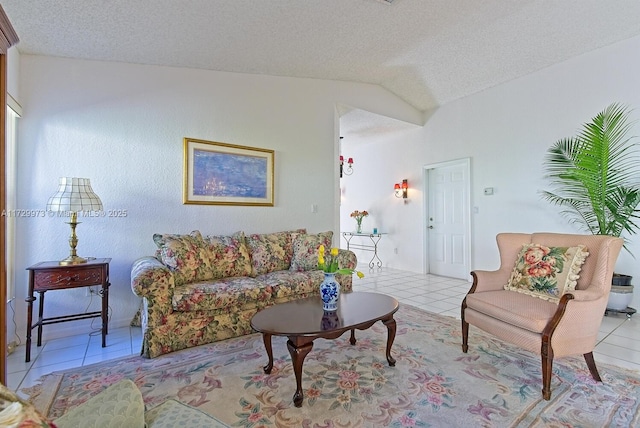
left=394, top=179, right=408, bottom=199
left=340, top=155, right=354, bottom=177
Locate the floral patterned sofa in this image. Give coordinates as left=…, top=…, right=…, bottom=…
left=131, top=229, right=357, bottom=358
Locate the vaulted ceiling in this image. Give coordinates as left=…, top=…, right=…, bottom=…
left=4, top=0, right=640, bottom=113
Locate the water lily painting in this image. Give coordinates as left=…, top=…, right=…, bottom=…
left=184, top=138, right=274, bottom=206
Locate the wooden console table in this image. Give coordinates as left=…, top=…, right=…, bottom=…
left=25, top=258, right=111, bottom=362
left=342, top=232, right=386, bottom=269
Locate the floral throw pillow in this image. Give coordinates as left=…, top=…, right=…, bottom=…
left=245, top=229, right=306, bottom=276
left=504, top=243, right=589, bottom=303
left=153, top=231, right=212, bottom=286
left=202, top=231, right=253, bottom=279
left=289, top=231, right=334, bottom=272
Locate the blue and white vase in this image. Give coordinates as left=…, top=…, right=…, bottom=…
left=320, top=272, right=340, bottom=311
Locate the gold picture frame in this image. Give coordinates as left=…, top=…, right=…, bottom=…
left=183, top=138, right=274, bottom=206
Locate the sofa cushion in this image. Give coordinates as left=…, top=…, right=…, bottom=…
left=171, top=270, right=325, bottom=313
left=203, top=232, right=253, bottom=279
left=245, top=229, right=306, bottom=276
left=289, top=231, right=334, bottom=272
left=504, top=243, right=588, bottom=303
left=172, top=276, right=276, bottom=312
left=257, top=269, right=324, bottom=299
left=465, top=290, right=559, bottom=333
left=153, top=231, right=212, bottom=286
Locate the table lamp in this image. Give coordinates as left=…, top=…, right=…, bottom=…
left=46, top=177, right=103, bottom=265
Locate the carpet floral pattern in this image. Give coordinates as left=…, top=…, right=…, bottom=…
left=25, top=304, right=640, bottom=427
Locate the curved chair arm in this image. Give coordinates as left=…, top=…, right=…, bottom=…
left=543, top=294, right=574, bottom=338
left=469, top=270, right=511, bottom=293
left=544, top=290, right=608, bottom=358
left=565, top=288, right=604, bottom=302
left=543, top=287, right=607, bottom=339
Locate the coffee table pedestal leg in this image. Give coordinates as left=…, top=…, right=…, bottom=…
left=287, top=337, right=314, bottom=408
left=261, top=333, right=273, bottom=374
left=383, top=317, right=397, bottom=366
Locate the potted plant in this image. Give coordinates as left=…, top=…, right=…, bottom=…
left=541, top=103, right=640, bottom=311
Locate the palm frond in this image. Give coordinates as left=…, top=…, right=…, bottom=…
left=540, top=103, right=640, bottom=252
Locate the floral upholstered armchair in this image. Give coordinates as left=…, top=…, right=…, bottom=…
left=461, top=232, right=623, bottom=400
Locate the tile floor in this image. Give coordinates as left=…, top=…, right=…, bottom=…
left=6, top=266, right=640, bottom=397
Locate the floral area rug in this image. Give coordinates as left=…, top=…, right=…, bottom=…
left=24, top=304, right=640, bottom=427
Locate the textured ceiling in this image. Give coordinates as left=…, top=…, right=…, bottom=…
left=3, top=0, right=640, bottom=112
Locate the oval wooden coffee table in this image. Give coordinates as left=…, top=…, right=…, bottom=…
left=250, top=291, right=399, bottom=407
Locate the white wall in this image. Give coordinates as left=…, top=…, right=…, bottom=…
left=341, top=34, right=640, bottom=310
left=13, top=55, right=420, bottom=341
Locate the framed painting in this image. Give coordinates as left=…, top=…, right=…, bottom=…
left=183, top=138, right=274, bottom=206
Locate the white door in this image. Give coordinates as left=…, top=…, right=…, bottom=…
left=426, top=160, right=471, bottom=279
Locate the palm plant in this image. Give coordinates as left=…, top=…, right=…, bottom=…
left=541, top=103, right=640, bottom=251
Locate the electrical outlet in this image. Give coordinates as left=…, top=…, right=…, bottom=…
left=7, top=341, right=17, bottom=355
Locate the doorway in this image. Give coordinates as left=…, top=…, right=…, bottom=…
left=424, top=158, right=471, bottom=280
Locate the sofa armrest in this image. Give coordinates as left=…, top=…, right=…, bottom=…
left=335, top=249, right=357, bottom=289
left=131, top=257, right=175, bottom=299
left=337, top=248, right=357, bottom=270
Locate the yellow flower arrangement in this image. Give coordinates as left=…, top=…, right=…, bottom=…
left=318, top=245, right=365, bottom=278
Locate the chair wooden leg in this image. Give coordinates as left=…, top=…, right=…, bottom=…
left=461, top=303, right=469, bottom=353
left=461, top=320, right=469, bottom=353
left=584, top=352, right=602, bottom=382
left=541, top=343, right=553, bottom=400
